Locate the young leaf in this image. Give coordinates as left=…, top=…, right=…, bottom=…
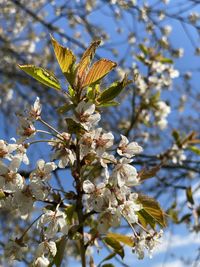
left=172, top=130, right=181, bottom=146
left=138, top=194, right=166, bottom=228
left=138, top=165, right=160, bottom=181
left=155, top=55, right=173, bottom=64
left=139, top=44, right=149, bottom=56
left=65, top=205, right=75, bottom=224
left=97, top=75, right=130, bottom=103
left=97, top=101, right=119, bottom=108
left=106, top=232, right=134, bottom=247
left=18, top=65, right=61, bottom=90
left=186, top=186, right=195, bottom=205
left=137, top=209, right=156, bottom=229
left=82, top=59, right=117, bottom=88
left=51, top=36, right=76, bottom=77
left=188, top=145, right=200, bottom=156
left=104, top=236, right=124, bottom=259
left=77, top=39, right=101, bottom=80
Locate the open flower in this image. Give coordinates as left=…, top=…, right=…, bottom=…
left=0, top=161, right=25, bottom=193
left=49, top=133, right=75, bottom=168
left=30, top=160, right=57, bottom=182
left=118, top=193, right=142, bottom=223
left=83, top=180, right=111, bottom=212
left=117, top=135, right=143, bottom=158
left=73, top=101, right=101, bottom=130
left=38, top=209, right=68, bottom=238
left=112, top=158, right=139, bottom=187
left=0, top=140, right=17, bottom=160
left=33, top=240, right=57, bottom=266
left=94, top=128, right=114, bottom=156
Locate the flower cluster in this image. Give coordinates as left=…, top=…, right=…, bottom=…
left=0, top=96, right=166, bottom=265
left=133, top=230, right=163, bottom=259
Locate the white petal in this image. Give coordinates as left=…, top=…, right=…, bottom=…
left=83, top=180, right=95, bottom=193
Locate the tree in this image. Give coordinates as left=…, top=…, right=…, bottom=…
left=0, top=0, right=200, bottom=266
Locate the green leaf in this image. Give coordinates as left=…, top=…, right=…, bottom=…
left=51, top=35, right=76, bottom=80
left=106, top=233, right=134, bottom=247
left=18, top=65, right=61, bottom=90
left=87, top=84, right=99, bottom=100
left=53, top=236, right=67, bottom=267
left=57, top=103, right=74, bottom=114
left=104, top=236, right=124, bottom=259
left=186, top=186, right=195, bottom=205
left=82, top=59, right=117, bottom=88
left=188, top=145, right=200, bottom=156
left=178, top=213, right=191, bottom=224
left=138, top=194, right=166, bottom=228
left=137, top=209, right=156, bottom=229
left=65, top=205, right=75, bottom=224
left=68, top=85, right=75, bottom=98
left=97, top=75, right=130, bottom=103
left=172, top=130, right=181, bottom=145
left=97, top=101, right=119, bottom=108
left=0, top=190, right=5, bottom=200
left=158, top=57, right=173, bottom=64
left=139, top=44, right=149, bottom=56
left=136, top=55, right=145, bottom=63
left=167, top=208, right=179, bottom=224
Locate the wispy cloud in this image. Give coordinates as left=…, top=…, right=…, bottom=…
left=155, top=231, right=200, bottom=255
left=154, top=259, right=184, bottom=267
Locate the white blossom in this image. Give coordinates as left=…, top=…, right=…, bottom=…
left=35, top=240, right=57, bottom=258
left=74, top=101, right=101, bottom=130
left=0, top=162, right=25, bottom=192
left=29, top=97, right=42, bottom=120
left=0, top=140, right=16, bottom=160
left=111, top=158, right=139, bottom=187
left=38, top=210, right=68, bottom=238
left=30, top=160, right=57, bottom=182
left=133, top=230, right=163, bottom=259
left=13, top=188, right=34, bottom=217
left=49, top=133, right=75, bottom=168
left=118, top=193, right=142, bottom=223
left=117, top=135, right=143, bottom=158
left=17, top=116, right=36, bottom=141
left=34, top=255, right=50, bottom=267
left=94, top=128, right=114, bottom=156
left=83, top=180, right=111, bottom=212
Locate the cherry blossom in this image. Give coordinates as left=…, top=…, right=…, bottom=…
left=73, top=101, right=101, bottom=130
left=111, top=158, right=139, bottom=187
left=117, top=135, right=143, bottom=158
